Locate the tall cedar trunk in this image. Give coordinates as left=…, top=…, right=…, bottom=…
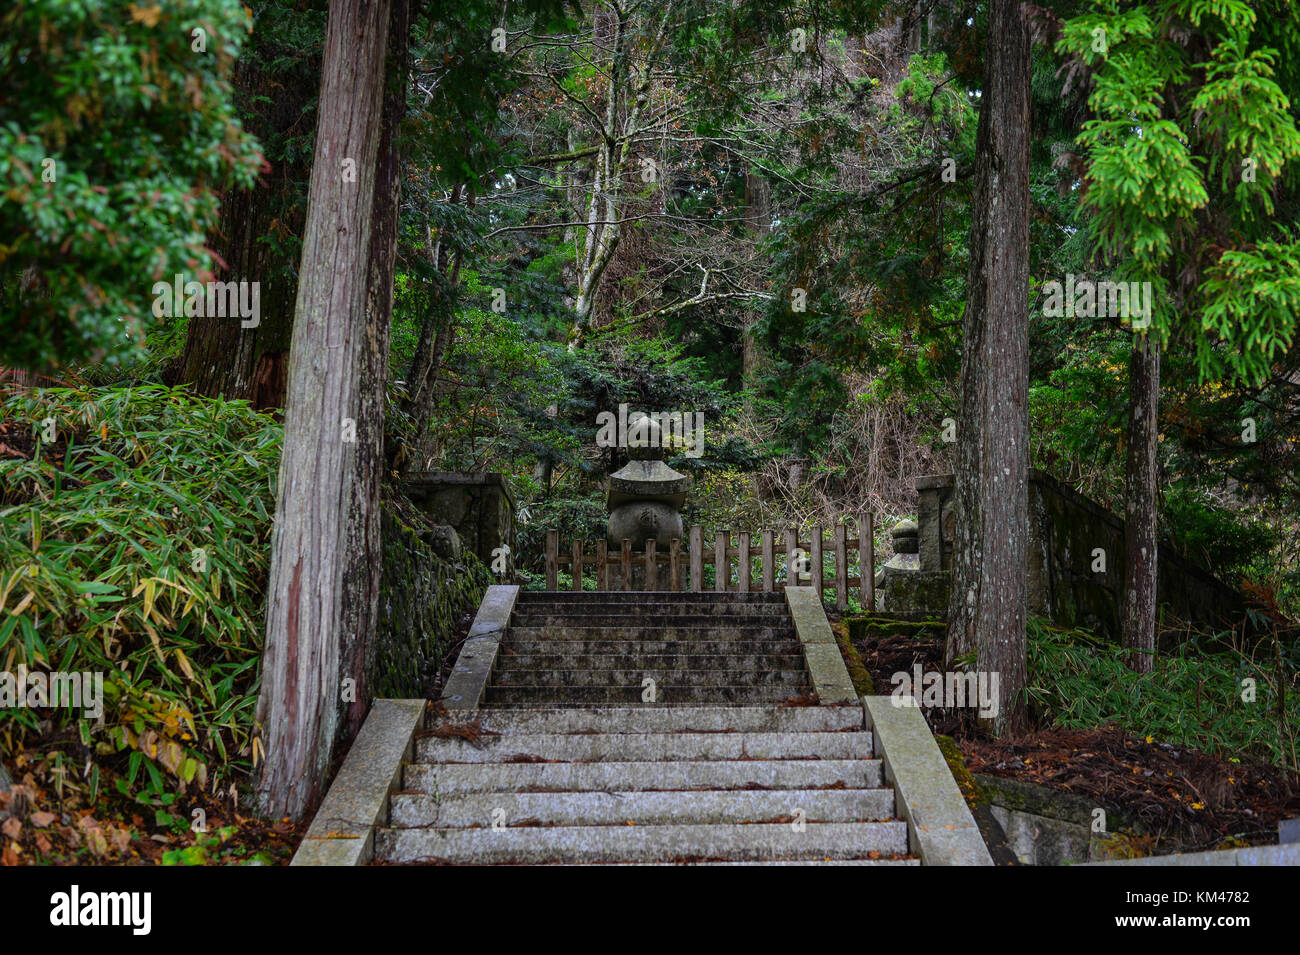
left=1122, top=335, right=1160, bottom=673
left=255, top=0, right=391, bottom=820
left=175, top=54, right=314, bottom=409
left=944, top=0, right=1031, bottom=736
left=338, top=0, right=408, bottom=739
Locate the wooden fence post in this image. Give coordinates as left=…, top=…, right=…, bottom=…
left=784, top=528, right=797, bottom=589
left=715, top=531, right=728, bottom=593
left=859, top=512, right=875, bottom=611
left=545, top=529, right=558, bottom=591
left=622, top=539, right=632, bottom=592
left=572, top=539, right=584, bottom=592
left=597, top=539, right=608, bottom=591
left=811, top=525, right=823, bottom=600
left=689, top=525, right=703, bottom=592
left=738, top=532, right=751, bottom=593
left=834, top=522, right=848, bottom=610
left=669, top=538, right=681, bottom=592
left=761, top=530, right=774, bottom=591
left=645, top=539, right=657, bottom=591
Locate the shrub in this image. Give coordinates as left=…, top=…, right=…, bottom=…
left=1026, top=617, right=1299, bottom=770
left=0, top=385, right=279, bottom=806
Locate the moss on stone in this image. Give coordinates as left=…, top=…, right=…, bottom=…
left=974, top=771, right=1147, bottom=835
left=830, top=620, right=874, bottom=696
left=935, top=734, right=986, bottom=808
left=846, top=615, right=946, bottom=642
left=370, top=503, right=492, bottom=700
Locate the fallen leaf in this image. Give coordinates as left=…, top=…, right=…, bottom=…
left=30, top=812, right=56, bottom=828
left=110, top=828, right=131, bottom=854
left=129, top=4, right=162, bottom=27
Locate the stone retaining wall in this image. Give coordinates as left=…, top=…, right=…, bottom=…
left=373, top=503, right=492, bottom=699
left=913, top=471, right=1246, bottom=642
left=402, top=471, right=515, bottom=569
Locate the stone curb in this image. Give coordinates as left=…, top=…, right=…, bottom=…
left=785, top=587, right=858, bottom=703
left=1084, top=844, right=1300, bottom=866
left=862, top=695, right=994, bottom=866
left=290, top=698, right=426, bottom=866
left=440, top=584, right=518, bottom=709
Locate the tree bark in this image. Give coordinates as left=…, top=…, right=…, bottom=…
left=1122, top=334, right=1160, bottom=673
left=255, top=0, right=392, bottom=821
left=175, top=49, right=315, bottom=409
left=944, top=0, right=1031, bottom=736
left=568, top=3, right=660, bottom=345
left=338, top=0, right=408, bottom=741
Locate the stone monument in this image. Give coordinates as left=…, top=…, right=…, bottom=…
left=606, top=413, right=691, bottom=550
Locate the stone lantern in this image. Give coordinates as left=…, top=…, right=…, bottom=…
left=606, top=413, right=691, bottom=549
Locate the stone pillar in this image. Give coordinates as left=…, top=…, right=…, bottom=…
left=915, top=474, right=953, bottom=573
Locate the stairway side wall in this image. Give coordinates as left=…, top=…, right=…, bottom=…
left=375, top=505, right=492, bottom=699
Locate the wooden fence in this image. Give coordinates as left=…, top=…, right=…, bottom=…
left=544, top=516, right=876, bottom=610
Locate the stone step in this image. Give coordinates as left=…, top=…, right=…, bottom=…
left=626, top=859, right=919, bottom=866
left=495, top=652, right=807, bottom=671
left=374, top=820, right=909, bottom=865
left=426, top=705, right=863, bottom=734
left=511, top=613, right=791, bottom=628
left=515, top=601, right=791, bottom=616
left=414, top=731, right=873, bottom=763
left=506, top=626, right=796, bottom=641
left=491, top=668, right=809, bottom=688
left=403, top=758, right=882, bottom=794
left=501, top=639, right=804, bottom=656
left=483, top=684, right=811, bottom=706
left=389, top=788, right=896, bottom=828
left=517, top=591, right=786, bottom=604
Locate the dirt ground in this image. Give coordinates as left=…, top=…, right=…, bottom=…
left=842, top=614, right=1300, bottom=854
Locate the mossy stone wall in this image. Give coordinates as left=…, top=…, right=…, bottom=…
left=913, top=471, right=1246, bottom=643
left=372, top=504, right=492, bottom=699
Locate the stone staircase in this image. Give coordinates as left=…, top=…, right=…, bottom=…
left=370, top=590, right=913, bottom=865
left=486, top=591, right=812, bottom=706
left=374, top=703, right=913, bottom=864
left=295, top=588, right=990, bottom=866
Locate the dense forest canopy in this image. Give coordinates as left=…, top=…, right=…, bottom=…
left=2, top=0, right=1298, bottom=842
